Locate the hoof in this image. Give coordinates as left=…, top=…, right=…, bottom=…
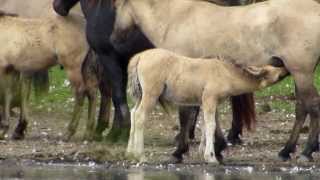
left=12, top=132, right=25, bottom=140
left=227, top=136, right=243, bottom=145
left=168, top=155, right=183, bottom=164
left=278, top=150, right=291, bottom=162
left=298, top=154, right=313, bottom=163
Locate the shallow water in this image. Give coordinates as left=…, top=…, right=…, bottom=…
left=0, top=161, right=320, bottom=180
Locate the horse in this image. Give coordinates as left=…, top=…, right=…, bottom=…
left=109, top=0, right=320, bottom=162
left=128, top=48, right=288, bottom=163
left=0, top=11, right=111, bottom=140
left=52, top=0, right=256, bottom=156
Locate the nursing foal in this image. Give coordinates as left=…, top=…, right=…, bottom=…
left=128, top=49, right=288, bottom=163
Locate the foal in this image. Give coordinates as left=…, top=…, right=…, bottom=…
left=128, top=49, right=288, bottom=163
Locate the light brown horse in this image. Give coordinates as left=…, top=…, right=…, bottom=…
left=110, top=0, right=320, bottom=162
left=0, top=11, right=111, bottom=140
left=128, top=48, right=287, bottom=163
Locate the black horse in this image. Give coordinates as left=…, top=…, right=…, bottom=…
left=53, top=0, right=255, bottom=162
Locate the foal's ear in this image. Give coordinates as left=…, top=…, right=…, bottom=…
left=244, top=66, right=268, bottom=78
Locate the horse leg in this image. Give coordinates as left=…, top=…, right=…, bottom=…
left=227, top=93, right=256, bottom=145
left=64, top=90, right=85, bottom=141
left=172, top=106, right=194, bottom=163
left=83, top=89, right=98, bottom=141
left=187, top=107, right=200, bottom=140
left=12, top=76, right=31, bottom=140
left=214, top=110, right=227, bottom=163
left=98, top=53, right=130, bottom=142
left=299, top=89, right=320, bottom=161
left=203, top=97, right=218, bottom=164
left=0, top=77, right=12, bottom=139
left=127, top=100, right=140, bottom=154
left=95, top=83, right=112, bottom=138
left=130, top=94, right=156, bottom=161
left=278, top=84, right=307, bottom=161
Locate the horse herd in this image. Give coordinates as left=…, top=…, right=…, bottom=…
left=0, top=0, right=320, bottom=164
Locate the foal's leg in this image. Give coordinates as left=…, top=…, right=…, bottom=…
left=131, top=95, right=156, bottom=160
left=64, top=90, right=85, bottom=141
left=12, top=76, right=31, bottom=140
left=203, top=98, right=218, bottom=164
left=127, top=100, right=140, bottom=154
left=98, top=53, right=130, bottom=142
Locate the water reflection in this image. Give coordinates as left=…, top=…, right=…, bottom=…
left=0, top=162, right=320, bottom=180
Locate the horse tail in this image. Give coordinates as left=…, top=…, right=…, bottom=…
left=32, top=70, right=50, bottom=97
left=231, top=93, right=256, bottom=132
left=128, top=55, right=142, bottom=101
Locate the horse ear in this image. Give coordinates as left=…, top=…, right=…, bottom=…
left=244, top=66, right=268, bottom=78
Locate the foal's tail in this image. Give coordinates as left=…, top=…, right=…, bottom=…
left=128, top=55, right=142, bottom=101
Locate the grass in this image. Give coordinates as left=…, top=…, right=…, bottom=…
left=28, top=65, right=320, bottom=114
left=30, top=66, right=74, bottom=113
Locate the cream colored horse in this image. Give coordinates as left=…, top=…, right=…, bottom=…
left=0, top=11, right=108, bottom=140
left=128, top=49, right=287, bottom=163
left=110, top=0, right=320, bottom=162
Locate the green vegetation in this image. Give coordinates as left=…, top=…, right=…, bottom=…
left=29, top=65, right=320, bottom=114
left=30, top=66, right=73, bottom=112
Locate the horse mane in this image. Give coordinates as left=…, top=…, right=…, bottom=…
left=0, top=10, right=18, bottom=17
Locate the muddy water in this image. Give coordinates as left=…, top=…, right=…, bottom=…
left=1, top=161, right=320, bottom=180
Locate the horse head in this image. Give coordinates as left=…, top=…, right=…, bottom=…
left=53, top=0, right=79, bottom=16
left=110, top=0, right=137, bottom=48
left=244, top=65, right=288, bottom=88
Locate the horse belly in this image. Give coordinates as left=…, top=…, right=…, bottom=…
left=163, top=80, right=203, bottom=106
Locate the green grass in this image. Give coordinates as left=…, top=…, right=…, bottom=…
left=28, top=65, right=320, bottom=114
left=30, top=66, right=73, bottom=112
left=255, top=66, right=320, bottom=113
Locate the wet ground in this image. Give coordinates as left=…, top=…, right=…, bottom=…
left=1, top=98, right=320, bottom=179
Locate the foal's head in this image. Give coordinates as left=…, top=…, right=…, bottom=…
left=244, top=65, right=288, bottom=88
left=110, top=0, right=136, bottom=46
left=53, top=0, right=79, bottom=16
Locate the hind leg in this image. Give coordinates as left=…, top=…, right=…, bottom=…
left=98, top=53, right=130, bottom=142
left=279, top=73, right=319, bottom=161
left=12, top=76, right=31, bottom=140
left=129, top=94, right=157, bottom=161
left=279, top=84, right=307, bottom=161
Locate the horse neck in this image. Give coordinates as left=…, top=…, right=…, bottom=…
left=128, top=0, right=176, bottom=46
left=224, top=65, right=262, bottom=94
